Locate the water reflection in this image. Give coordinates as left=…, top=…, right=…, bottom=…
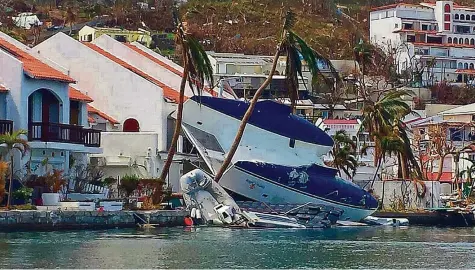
left=0, top=227, right=475, bottom=268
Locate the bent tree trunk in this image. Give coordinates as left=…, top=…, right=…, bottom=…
left=214, top=48, right=282, bottom=182
left=6, top=155, right=13, bottom=208
left=153, top=68, right=188, bottom=204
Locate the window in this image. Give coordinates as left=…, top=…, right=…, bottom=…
left=461, top=14, right=465, bottom=20
left=466, top=38, right=470, bottom=45
left=448, top=37, right=453, bottom=43
left=472, top=15, right=475, bottom=20
left=454, top=37, right=458, bottom=44
left=465, top=63, right=469, bottom=69
left=470, top=63, right=474, bottom=69
left=458, top=62, right=463, bottom=69
left=445, top=14, right=451, bottom=21
left=123, top=118, right=140, bottom=132
left=471, top=39, right=475, bottom=45
left=407, top=35, right=416, bottom=42
left=445, top=4, right=451, bottom=13
left=455, top=14, right=460, bottom=20
left=445, top=23, right=451, bottom=31
left=450, top=61, right=457, bottom=69
left=467, top=14, right=471, bottom=20
left=395, top=23, right=399, bottom=28
left=422, top=24, right=428, bottom=31
left=403, top=23, right=413, bottom=30
left=455, top=25, right=471, bottom=34
left=289, top=138, right=295, bottom=148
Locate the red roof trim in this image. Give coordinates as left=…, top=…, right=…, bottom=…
left=324, top=119, right=359, bottom=125
left=69, top=86, right=94, bottom=103
left=87, top=104, right=119, bottom=125
left=125, top=43, right=217, bottom=97
left=83, top=42, right=183, bottom=102
left=0, top=38, right=75, bottom=83
left=371, top=3, right=429, bottom=12
left=394, top=29, right=439, bottom=34
left=412, top=42, right=475, bottom=49
left=456, top=69, right=475, bottom=74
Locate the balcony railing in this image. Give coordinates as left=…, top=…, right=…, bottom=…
left=0, top=120, right=13, bottom=135
left=28, top=122, right=101, bottom=147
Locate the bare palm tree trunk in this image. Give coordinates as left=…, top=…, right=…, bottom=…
left=153, top=68, right=188, bottom=204
left=6, top=155, right=13, bottom=208
left=214, top=48, right=282, bottom=182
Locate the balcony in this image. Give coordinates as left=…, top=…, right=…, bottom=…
left=0, top=120, right=13, bottom=135
left=28, top=122, right=101, bottom=147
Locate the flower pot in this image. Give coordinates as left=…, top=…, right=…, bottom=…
left=42, top=193, right=60, bottom=206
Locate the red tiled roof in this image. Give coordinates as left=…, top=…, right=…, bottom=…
left=324, top=119, right=359, bottom=125
left=455, top=69, right=475, bottom=74
left=83, top=43, right=183, bottom=102
left=370, top=3, right=428, bottom=11
left=69, top=86, right=94, bottom=103
left=87, top=104, right=119, bottom=125
left=125, top=43, right=217, bottom=97
left=0, top=38, right=75, bottom=83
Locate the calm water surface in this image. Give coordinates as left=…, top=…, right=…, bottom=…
left=1, top=226, right=475, bottom=269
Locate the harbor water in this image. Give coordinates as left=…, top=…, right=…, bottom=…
left=1, top=226, right=475, bottom=268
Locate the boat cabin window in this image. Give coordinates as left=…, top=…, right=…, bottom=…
left=289, top=138, right=295, bottom=148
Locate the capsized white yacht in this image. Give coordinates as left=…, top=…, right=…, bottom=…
left=179, top=96, right=378, bottom=221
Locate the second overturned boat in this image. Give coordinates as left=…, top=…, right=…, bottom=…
left=179, top=96, right=378, bottom=221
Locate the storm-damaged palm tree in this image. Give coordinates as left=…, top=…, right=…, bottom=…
left=152, top=10, right=213, bottom=204
left=330, top=130, right=358, bottom=179
left=214, top=11, right=339, bottom=182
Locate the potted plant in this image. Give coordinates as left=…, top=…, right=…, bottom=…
left=12, top=187, right=33, bottom=205
left=119, top=174, right=139, bottom=198
left=42, top=169, right=66, bottom=206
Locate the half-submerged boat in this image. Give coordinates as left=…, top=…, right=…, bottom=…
left=180, top=96, right=378, bottom=221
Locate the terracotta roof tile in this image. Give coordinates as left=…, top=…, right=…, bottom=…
left=125, top=43, right=217, bottom=97
left=69, top=86, right=94, bottom=103
left=324, top=119, right=359, bottom=125
left=83, top=42, right=183, bottom=102
left=0, top=38, right=75, bottom=83
left=87, top=104, right=119, bottom=125
left=456, top=69, right=475, bottom=74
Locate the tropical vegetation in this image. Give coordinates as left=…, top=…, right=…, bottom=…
left=214, top=10, right=339, bottom=182
left=153, top=9, right=213, bottom=204
left=330, top=130, right=358, bottom=179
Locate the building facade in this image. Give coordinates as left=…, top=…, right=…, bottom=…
left=370, top=1, right=475, bottom=84
left=0, top=31, right=101, bottom=178
left=78, top=26, right=153, bottom=47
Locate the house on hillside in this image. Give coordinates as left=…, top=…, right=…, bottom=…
left=12, top=13, right=42, bottom=29
left=370, top=1, right=475, bottom=84
left=78, top=26, right=153, bottom=47
left=0, top=31, right=101, bottom=177
left=33, top=33, right=211, bottom=191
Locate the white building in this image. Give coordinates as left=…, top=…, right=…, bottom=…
left=34, top=33, right=211, bottom=191
left=0, top=31, right=101, bottom=177
left=12, top=13, right=42, bottom=29
left=370, top=1, right=475, bottom=83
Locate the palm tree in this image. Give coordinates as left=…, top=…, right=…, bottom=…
left=0, top=130, right=29, bottom=208
left=65, top=7, right=76, bottom=36
left=214, top=11, right=338, bottom=182
left=353, top=39, right=373, bottom=97
left=330, top=130, right=358, bottom=179
left=152, top=11, right=213, bottom=204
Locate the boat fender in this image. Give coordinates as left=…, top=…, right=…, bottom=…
left=191, top=208, right=197, bottom=218
left=196, top=209, right=202, bottom=219
left=184, top=215, right=194, bottom=226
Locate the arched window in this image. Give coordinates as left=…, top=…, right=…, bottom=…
left=466, top=38, right=470, bottom=45
left=445, top=4, right=451, bottom=13
left=455, top=14, right=459, bottom=20
left=472, top=15, right=475, bottom=20
left=448, top=37, right=453, bottom=43
left=464, top=63, right=469, bottom=69
left=454, top=37, right=458, bottom=44
left=471, top=39, right=474, bottom=45
left=461, top=14, right=465, bottom=20
left=458, top=62, right=463, bottom=69
left=470, top=63, right=474, bottom=69
left=123, top=118, right=140, bottom=132
left=468, top=14, right=471, bottom=20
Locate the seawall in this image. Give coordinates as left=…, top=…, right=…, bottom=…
left=0, top=210, right=188, bottom=231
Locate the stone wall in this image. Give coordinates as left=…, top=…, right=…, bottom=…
left=0, top=210, right=187, bottom=231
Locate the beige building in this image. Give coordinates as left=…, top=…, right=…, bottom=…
left=78, top=26, right=152, bottom=47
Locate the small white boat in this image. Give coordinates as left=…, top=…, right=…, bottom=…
left=180, top=169, right=305, bottom=229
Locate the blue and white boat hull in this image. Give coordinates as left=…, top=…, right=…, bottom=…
left=219, top=162, right=378, bottom=221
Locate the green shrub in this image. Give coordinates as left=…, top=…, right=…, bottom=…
left=119, top=174, right=140, bottom=197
